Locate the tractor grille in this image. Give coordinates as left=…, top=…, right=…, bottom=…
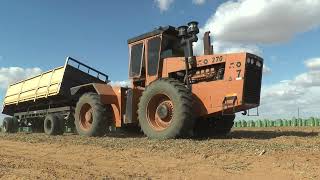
left=243, top=62, right=263, bottom=104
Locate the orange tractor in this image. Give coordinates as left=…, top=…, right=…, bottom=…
left=2, top=21, right=263, bottom=139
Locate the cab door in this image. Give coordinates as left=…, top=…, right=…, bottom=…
left=129, top=42, right=146, bottom=87
left=146, top=36, right=162, bottom=85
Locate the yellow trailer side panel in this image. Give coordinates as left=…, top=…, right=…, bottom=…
left=3, top=66, right=65, bottom=105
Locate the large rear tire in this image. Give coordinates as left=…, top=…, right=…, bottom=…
left=2, top=117, right=18, bottom=133
left=194, top=114, right=235, bottom=138
left=138, top=78, right=194, bottom=139
left=75, top=93, right=110, bottom=137
left=44, top=114, right=64, bottom=135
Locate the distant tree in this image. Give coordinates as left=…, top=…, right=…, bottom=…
left=292, top=117, right=298, bottom=126
left=310, top=117, right=316, bottom=127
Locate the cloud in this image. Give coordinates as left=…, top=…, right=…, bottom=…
left=214, top=41, right=262, bottom=55
left=284, top=57, right=320, bottom=88
left=194, top=38, right=262, bottom=56
left=195, top=0, right=320, bottom=55
left=155, top=0, right=174, bottom=12
left=109, top=80, right=131, bottom=87
left=304, top=58, right=320, bottom=71
left=246, top=57, right=320, bottom=119
left=0, top=67, right=42, bottom=89
left=155, top=0, right=206, bottom=11
left=0, top=66, right=41, bottom=124
left=202, top=0, right=320, bottom=44
left=291, top=71, right=320, bottom=88
left=263, top=64, right=271, bottom=74
left=192, top=0, right=206, bottom=5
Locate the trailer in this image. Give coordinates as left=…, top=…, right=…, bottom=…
left=2, top=57, right=108, bottom=134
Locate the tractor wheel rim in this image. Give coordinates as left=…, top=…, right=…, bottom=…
left=80, top=103, right=93, bottom=131
left=146, top=94, right=174, bottom=131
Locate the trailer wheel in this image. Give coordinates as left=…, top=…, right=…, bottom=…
left=138, top=78, right=194, bottom=139
left=2, top=117, right=18, bottom=133
left=194, top=114, right=235, bottom=138
left=75, top=93, right=109, bottom=137
left=44, top=114, right=64, bottom=135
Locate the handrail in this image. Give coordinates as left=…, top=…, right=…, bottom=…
left=46, top=68, right=56, bottom=98
left=34, top=73, right=44, bottom=101
left=65, top=57, right=109, bottom=83
left=16, top=81, right=26, bottom=104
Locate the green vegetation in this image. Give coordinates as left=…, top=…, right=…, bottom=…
left=234, top=117, right=320, bottom=128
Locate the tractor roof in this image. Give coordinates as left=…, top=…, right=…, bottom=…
left=127, top=26, right=178, bottom=44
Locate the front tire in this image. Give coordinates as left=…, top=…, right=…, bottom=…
left=75, top=93, right=110, bottom=137
left=215, top=115, right=235, bottom=135
left=194, top=114, right=235, bottom=138
left=138, top=79, right=194, bottom=139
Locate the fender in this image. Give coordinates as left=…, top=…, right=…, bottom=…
left=71, top=83, right=124, bottom=127
left=71, top=83, right=121, bottom=104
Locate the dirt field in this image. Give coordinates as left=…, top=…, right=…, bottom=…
left=0, top=127, right=320, bottom=180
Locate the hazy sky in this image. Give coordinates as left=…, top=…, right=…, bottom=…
left=1, top=0, right=320, bottom=120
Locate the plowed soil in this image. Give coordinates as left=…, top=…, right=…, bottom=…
left=0, top=127, right=320, bottom=180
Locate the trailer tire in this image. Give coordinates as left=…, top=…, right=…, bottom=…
left=44, top=114, right=64, bottom=135
left=138, top=78, right=194, bottom=139
left=194, top=114, right=235, bottom=138
left=75, top=93, right=109, bottom=137
left=2, top=117, right=18, bottom=133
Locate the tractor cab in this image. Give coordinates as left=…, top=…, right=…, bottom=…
left=127, top=26, right=185, bottom=87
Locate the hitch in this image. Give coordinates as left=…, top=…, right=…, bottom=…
left=247, top=107, right=259, bottom=116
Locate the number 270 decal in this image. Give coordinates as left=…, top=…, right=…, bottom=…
left=212, top=56, right=223, bottom=62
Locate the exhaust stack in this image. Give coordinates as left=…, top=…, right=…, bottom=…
left=203, top=31, right=213, bottom=55
left=178, top=21, right=200, bottom=88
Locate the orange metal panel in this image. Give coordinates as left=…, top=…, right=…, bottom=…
left=161, top=52, right=260, bottom=117
left=92, top=84, right=123, bottom=127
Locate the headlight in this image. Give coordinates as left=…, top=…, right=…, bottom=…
left=256, top=60, right=262, bottom=67
left=246, top=58, right=250, bottom=64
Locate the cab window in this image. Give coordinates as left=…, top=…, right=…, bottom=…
left=129, top=43, right=144, bottom=77
left=147, top=37, right=161, bottom=76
